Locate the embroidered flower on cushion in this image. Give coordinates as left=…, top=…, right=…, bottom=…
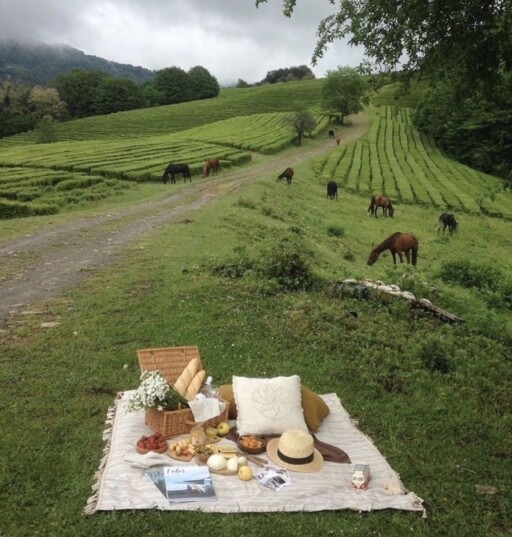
left=251, top=382, right=292, bottom=420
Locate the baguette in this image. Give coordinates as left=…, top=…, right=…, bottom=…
left=173, top=358, right=200, bottom=397
left=185, top=369, right=206, bottom=401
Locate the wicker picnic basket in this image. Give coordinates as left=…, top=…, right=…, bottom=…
left=136, top=345, right=229, bottom=438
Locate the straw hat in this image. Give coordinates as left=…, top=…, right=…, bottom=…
left=266, top=429, right=324, bottom=473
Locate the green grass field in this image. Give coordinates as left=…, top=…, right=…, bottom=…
left=0, top=81, right=511, bottom=536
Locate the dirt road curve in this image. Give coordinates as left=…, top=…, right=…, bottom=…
left=0, top=118, right=368, bottom=328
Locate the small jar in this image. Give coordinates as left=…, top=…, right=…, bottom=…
left=190, top=427, right=206, bottom=446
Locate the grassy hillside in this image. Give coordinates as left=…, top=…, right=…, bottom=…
left=0, top=79, right=324, bottom=146
left=1, top=154, right=510, bottom=535
left=315, top=106, right=511, bottom=219
left=1, top=81, right=510, bottom=220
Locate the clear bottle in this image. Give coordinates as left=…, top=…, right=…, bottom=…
left=202, top=376, right=213, bottom=398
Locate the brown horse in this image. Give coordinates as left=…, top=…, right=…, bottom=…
left=368, top=195, right=394, bottom=217
left=367, top=232, right=418, bottom=266
left=277, top=167, right=294, bottom=185
left=202, top=158, right=220, bottom=177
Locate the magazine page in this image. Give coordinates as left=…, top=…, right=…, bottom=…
left=163, top=465, right=216, bottom=503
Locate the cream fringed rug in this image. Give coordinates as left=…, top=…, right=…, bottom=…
left=85, top=391, right=425, bottom=516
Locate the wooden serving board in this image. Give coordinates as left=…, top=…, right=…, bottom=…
left=167, top=450, right=194, bottom=462
left=195, top=458, right=238, bottom=476
left=209, top=468, right=238, bottom=476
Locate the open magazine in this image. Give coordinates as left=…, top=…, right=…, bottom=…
left=145, top=466, right=216, bottom=503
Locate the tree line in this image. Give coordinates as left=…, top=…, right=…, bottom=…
left=236, top=64, right=315, bottom=88
left=0, top=65, right=220, bottom=140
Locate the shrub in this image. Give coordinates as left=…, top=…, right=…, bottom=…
left=439, top=259, right=504, bottom=292
left=418, top=337, right=454, bottom=374
left=260, top=240, right=316, bottom=292
left=327, top=225, right=345, bottom=238
left=343, top=249, right=355, bottom=262
left=235, top=197, right=257, bottom=210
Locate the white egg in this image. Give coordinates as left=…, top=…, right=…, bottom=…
left=207, top=454, right=227, bottom=471
left=226, top=458, right=239, bottom=472
left=237, top=456, right=247, bottom=466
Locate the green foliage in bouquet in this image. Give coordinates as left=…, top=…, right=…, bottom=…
left=127, top=370, right=189, bottom=412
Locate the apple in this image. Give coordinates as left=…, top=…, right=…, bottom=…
left=205, top=427, right=218, bottom=438
left=238, top=465, right=253, bottom=481
left=216, top=421, right=231, bottom=436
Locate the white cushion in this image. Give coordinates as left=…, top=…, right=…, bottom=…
left=233, top=375, right=308, bottom=436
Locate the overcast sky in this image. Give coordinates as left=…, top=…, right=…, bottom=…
left=0, top=0, right=364, bottom=85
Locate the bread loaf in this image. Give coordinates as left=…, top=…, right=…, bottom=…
left=173, top=358, right=200, bottom=397
left=185, top=369, right=206, bottom=401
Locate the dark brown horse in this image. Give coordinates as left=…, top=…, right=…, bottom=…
left=367, top=232, right=418, bottom=266
left=202, top=158, right=220, bottom=177
left=163, top=163, right=191, bottom=184
left=327, top=181, right=338, bottom=200
left=368, top=195, right=394, bottom=217
left=437, top=213, right=458, bottom=235
left=277, top=167, right=294, bottom=185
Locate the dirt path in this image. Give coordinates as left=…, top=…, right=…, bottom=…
left=0, top=116, right=368, bottom=328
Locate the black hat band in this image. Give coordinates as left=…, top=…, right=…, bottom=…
left=277, top=449, right=314, bottom=465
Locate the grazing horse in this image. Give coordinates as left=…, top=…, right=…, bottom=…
left=367, top=232, right=418, bottom=267
left=368, top=195, right=394, bottom=218
left=437, top=213, right=458, bottom=235
left=327, top=181, right=338, bottom=200
left=202, top=158, right=220, bottom=177
left=328, top=129, right=335, bottom=139
left=277, top=167, right=294, bottom=185
left=163, top=163, right=191, bottom=184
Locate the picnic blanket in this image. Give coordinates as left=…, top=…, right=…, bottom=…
left=85, top=391, right=425, bottom=515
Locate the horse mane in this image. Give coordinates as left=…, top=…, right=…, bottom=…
left=374, top=232, right=403, bottom=253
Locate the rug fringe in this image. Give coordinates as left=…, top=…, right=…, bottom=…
left=83, top=394, right=120, bottom=515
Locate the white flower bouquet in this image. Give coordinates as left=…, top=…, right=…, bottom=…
left=127, top=370, right=189, bottom=412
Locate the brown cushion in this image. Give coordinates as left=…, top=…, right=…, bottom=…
left=218, top=383, right=329, bottom=432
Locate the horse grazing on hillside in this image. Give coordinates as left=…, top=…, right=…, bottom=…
left=437, top=213, right=458, bottom=235
left=163, top=163, right=191, bottom=184
left=367, top=232, right=418, bottom=267
left=368, top=195, right=394, bottom=218
left=328, top=129, right=335, bottom=139
left=277, top=167, right=294, bottom=185
left=202, top=158, right=220, bottom=177
left=327, top=181, right=338, bottom=200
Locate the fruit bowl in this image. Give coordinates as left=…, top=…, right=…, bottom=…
left=136, top=432, right=167, bottom=454
left=238, top=435, right=267, bottom=455
left=136, top=444, right=167, bottom=455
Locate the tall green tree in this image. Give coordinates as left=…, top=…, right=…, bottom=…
left=94, top=78, right=144, bottom=115
left=28, top=86, right=67, bottom=120
left=287, top=108, right=317, bottom=145
left=154, top=66, right=191, bottom=105
left=53, top=69, right=108, bottom=117
left=321, top=67, right=369, bottom=124
left=188, top=66, right=220, bottom=100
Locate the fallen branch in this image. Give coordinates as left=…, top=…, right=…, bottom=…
left=332, top=279, right=465, bottom=325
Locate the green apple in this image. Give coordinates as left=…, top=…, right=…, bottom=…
left=216, top=421, right=231, bottom=436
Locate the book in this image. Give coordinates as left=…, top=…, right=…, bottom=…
left=146, top=465, right=216, bottom=503
left=164, top=465, right=216, bottom=503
